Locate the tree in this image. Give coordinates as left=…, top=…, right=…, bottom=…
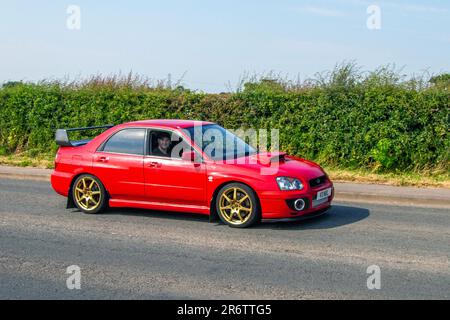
left=2, top=81, right=23, bottom=89
left=429, top=74, right=450, bottom=89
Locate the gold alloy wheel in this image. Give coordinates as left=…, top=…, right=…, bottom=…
left=74, top=177, right=102, bottom=211
left=219, top=187, right=253, bottom=225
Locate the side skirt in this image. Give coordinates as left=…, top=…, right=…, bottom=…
left=108, top=198, right=210, bottom=215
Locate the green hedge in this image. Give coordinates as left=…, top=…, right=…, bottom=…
left=0, top=80, right=448, bottom=172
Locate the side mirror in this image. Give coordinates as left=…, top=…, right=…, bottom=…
left=181, top=151, right=196, bottom=162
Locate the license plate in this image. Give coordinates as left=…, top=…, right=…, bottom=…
left=312, top=197, right=328, bottom=208
left=316, top=187, right=332, bottom=200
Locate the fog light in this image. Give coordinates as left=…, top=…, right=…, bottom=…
left=294, top=199, right=306, bottom=211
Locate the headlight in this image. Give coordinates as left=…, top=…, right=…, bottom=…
left=276, top=177, right=304, bottom=191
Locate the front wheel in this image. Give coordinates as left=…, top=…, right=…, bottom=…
left=72, top=174, right=107, bottom=214
left=216, top=183, right=260, bottom=228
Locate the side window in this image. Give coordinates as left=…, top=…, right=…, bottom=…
left=101, top=129, right=146, bottom=155
left=149, top=130, right=192, bottom=159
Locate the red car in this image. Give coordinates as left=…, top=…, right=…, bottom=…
left=51, top=120, right=333, bottom=228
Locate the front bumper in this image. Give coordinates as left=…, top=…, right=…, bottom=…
left=258, top=183, right=334, bottom=219
left=262, top=205, right=331, bottom=222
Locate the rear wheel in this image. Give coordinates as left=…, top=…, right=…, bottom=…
left=216, top=183, right=260, bottom=228
left=72, top=174, right=107, bottom=214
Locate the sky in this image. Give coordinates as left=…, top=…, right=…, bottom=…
left=0, top=0, right=449, bottom=92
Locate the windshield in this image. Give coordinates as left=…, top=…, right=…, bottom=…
left=183, top=124, right=257, bottom=160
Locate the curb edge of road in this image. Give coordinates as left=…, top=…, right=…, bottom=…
left=0, top=170, right=449, bottom=209
left=0, top=172, right=51, bottom=182
left=335, top=192, right=450, bottom=209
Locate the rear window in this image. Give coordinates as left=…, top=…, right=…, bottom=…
left=101, top=129, right=145, bottom=155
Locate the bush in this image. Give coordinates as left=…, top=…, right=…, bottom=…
left=0, top=67, right=448, bottom=173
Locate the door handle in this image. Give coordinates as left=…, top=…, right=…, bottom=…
left=147, top=162, right=161, bottom=168
left=97, top=156, right=109, bottom=163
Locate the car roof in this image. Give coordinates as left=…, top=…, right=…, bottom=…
left=123, top=119, right=215, bottom=129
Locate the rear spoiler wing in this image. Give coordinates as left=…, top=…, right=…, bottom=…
left=55, top=124, right=114, bottom=147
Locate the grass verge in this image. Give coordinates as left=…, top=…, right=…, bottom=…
left=0, top=154, right=448, bottom=188
left=325, top=166, right=449, bottom=188
left=0, top=154, right=54, bottom=169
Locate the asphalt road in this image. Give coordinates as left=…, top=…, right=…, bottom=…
left=0, top=178, right=449, bottom=299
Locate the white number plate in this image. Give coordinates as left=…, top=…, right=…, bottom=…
left=316, top=187, right=332, bottom=200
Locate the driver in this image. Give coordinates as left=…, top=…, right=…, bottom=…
left=152, top=132, right=171, bottom=157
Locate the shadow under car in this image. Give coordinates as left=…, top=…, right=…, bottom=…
left=68, top=203, right=370, bottom=230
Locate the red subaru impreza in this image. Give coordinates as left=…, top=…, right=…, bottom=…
left=51, top=120, right=333, bottom=228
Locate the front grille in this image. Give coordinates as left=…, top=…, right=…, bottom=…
left=309, top=175, right=327, bottom=188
